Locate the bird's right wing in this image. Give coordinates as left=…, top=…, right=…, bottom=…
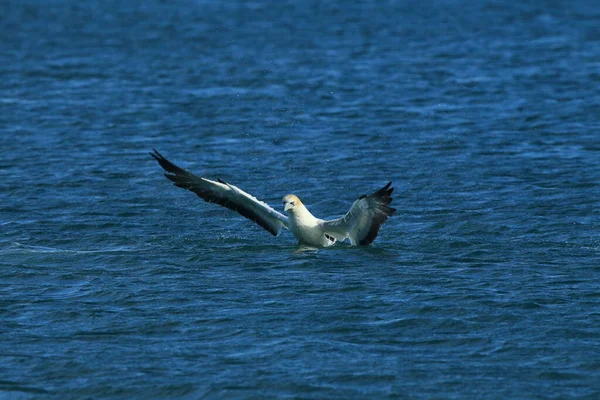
left=151, top=149, right=288, bottom=236
left=321, top=182, right=396, bottom=245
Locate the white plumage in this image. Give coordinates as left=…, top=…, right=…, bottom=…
left=151, top=150, right=395, bottom=247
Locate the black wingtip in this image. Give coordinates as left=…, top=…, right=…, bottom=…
left=373, top=182, right=394, bottom=198
left=150, top=148, right=164, bottom=162
left=150, top=149, right=187, bottom=177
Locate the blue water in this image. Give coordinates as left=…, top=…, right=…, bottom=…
left=1, top=0, right=600, bottom=398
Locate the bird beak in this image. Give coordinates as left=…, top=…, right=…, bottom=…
left=284, top=202, right=292, bottom=212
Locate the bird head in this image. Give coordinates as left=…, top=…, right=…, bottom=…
left=282, top=194, right=302, bottom=213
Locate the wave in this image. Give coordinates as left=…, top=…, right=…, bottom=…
left=0, top=242, right=139, bottom=255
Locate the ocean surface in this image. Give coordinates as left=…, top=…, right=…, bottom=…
left=1, top=0, right=599, bottom=398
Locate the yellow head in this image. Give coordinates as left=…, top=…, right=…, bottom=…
left=282, top=194, right=302, bottom=213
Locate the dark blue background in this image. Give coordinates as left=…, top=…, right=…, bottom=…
left=1, top=0, right=599, bottom=398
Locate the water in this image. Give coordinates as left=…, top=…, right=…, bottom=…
left=1, top=0, right=599, bottom=398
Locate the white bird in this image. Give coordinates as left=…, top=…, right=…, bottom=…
left=151, top=150, right=395, bottom=247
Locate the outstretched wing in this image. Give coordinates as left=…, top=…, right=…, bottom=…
left=150, top=149, right=288, bottom=236
left=321, top=182, right=396, bottom=245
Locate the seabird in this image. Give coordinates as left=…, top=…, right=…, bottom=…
left=150, top=149, right=396, bottom=247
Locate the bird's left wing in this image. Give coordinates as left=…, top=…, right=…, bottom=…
left=321, top=182, right=396, bottom=245
left=151, top=149, right=288, bottom=236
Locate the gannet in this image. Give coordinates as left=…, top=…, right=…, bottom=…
left=151, top=149, right=395, bottom=247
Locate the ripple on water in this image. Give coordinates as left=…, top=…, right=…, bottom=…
left=1, top=0, right=599, bottom=398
